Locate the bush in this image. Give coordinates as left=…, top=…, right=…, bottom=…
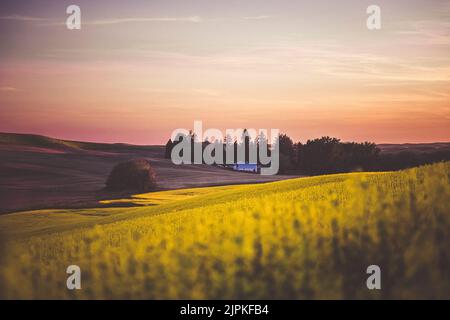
left=105, top=159, right=157, bottom=192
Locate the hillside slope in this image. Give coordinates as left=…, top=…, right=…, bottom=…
left=0, top=132, right=295, bottom=214
left=1, top=162, right=448, bottom=299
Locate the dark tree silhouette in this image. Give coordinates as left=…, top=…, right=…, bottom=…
left=164, top=139, right=173, bottom=159
left=106, top=159, right=157, bottom=192
left=164, top=131, right=450, bottom=175
left=295, top=137, right=379, bottom=174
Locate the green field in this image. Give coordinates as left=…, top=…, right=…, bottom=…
left=0, top=162, right=449, bottom=299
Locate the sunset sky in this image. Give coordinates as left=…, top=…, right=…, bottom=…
left=0, top=0, right=449, bottom=144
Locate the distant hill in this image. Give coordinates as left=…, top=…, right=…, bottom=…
left=377, top=142, right=450, bottom=154
left=0, top=132, right=293, bottom=214
left=2, top=132, right=449, bottom=155
left=0, top=132, right=158, bottom=154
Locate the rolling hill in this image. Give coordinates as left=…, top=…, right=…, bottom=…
left=0, top=132, right=295, bottom=214
left=0, top=162, right=448, bottom=299
left=2, top=132, right=449, bottom=215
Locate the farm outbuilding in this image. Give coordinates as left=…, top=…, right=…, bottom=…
left=233, top=163, right=259, bottom=173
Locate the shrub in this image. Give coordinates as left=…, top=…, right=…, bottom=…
left=105, top=159, right=157, bottom=192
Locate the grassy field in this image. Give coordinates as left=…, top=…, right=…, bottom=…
left=0, top=132, right=294, bottom=215
left=0, top=162, right=449, bottom=299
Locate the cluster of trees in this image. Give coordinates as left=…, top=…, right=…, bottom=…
left=377, top=150, right=450, bottom=171
left=165, top=130, right=271, bottom=165
left=277, top=135, right=380, bottom=174
left=278, top=135, right=450, bottom=174
left=165, top=131, right=450, bottom=175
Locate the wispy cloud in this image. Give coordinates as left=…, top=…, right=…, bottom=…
left=1, top=13, right=275, bottom=26
left=138, top=87, right=220, bottom=97
left=0, top=86, right=18, bottom=92
left=242, top=15, right=271, bottom=20
left=87, top=16, right=202, bottom=25
left=395, top=20, right=450, bottom=45
left=0, top=14, right=52, bottom=22
left=1, top=14, right=203, bottom=26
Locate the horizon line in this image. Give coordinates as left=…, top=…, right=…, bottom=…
left=1, top=131, right=449, bottom=147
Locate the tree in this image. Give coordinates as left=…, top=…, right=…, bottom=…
left=296, top=137, right=380, bottom=174
left=278, top=134, right=294, bottom=158
left=106, top=159, right=157, bottom=192
left=164, top=139, right=173, bottom=159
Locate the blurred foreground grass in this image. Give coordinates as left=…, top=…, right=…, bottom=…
left=0, top=162, right=448, bottom=299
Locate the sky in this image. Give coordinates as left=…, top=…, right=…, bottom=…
left=0, top=0, right=449, bottom=145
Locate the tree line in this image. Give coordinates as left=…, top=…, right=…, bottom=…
left=165, top=131, right=450, bottom=175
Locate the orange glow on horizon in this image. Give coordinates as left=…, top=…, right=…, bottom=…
left=0, top=0, right=449, bottom=145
